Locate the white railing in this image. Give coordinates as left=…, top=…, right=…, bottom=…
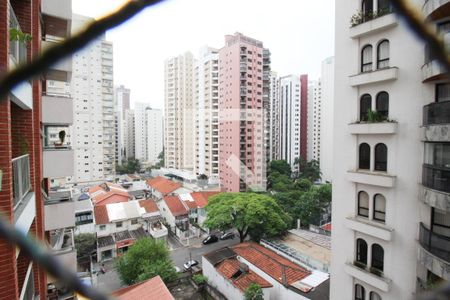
left=12, top=155, right=31, bottom=210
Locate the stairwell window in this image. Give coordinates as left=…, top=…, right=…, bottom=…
left=360, top=94, right=372, bottom=121
left=358, top=191, right=370, bottom=218
left=355, top=284, right=366, bottom=300
left=377, top=40, right=390, bottom=69
left=374, top=143, right=388, bottom=171
left=373, top=194, right=386, bottom=223
left=376, top=92, right=389, bottom=119
left=359, top=143, right=371, bottom=170
left=362, top=45, right=373, bottom=72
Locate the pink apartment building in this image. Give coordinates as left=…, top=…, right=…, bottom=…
left=218, top=33, right=270, bottom=192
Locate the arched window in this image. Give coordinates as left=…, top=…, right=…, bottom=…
left=355, top=284, right=366, bottom=300
left=371, top=244, right=384, bottom=272
left=373, top=194, right=386, bottom=222
left=362, top=45, right=373, bottom=72
left=370, top=291, right=382, bottom=300
left=358, top=191, right=369, bottom=217
left=377, top=40, right=390, bottom=69
left=360, top=94, right=372, bottom=121
left=374, top=143, right=387, bottom=171
left=359, top=143, right=371, bottom=170
left=356, top=238, right=368, bottom=265
left=376, top=92, right=389, bottom=119
left=378, top=0, right=391, bottom=12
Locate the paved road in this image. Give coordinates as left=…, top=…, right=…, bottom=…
left=170, top=237, right=240, bottom=269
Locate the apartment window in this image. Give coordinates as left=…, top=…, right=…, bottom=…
left=359, top=143, right=371, bottom=170
left=376, top=92, right=389, bottom=119
left=356, top=238, right=368, bottom=265
left=358, top=191, right=369, bottom=217
left=99, top=225, right=106, bottom=231
left=131, top=219, right=138, bottom=225
left=436, top=83, right=450, bottom=102
left=360, top=94, right=372, bottom=121
left=361, top=45, right=373, bottom=72
left=371, top=244, right=384, bottom=272
left=377, top=40, right=390, bottom=69
left=116, top=222, right=123, bottom=228
left=373, top=194, right=386, bottom=222
left=355, top=284, right=366, bottom=300
left=374, top=143, right=387, bottom=171
left=370, top=292, right=382, bottom=300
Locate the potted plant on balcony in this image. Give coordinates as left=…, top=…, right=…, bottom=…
left=54, top=130, right=66, bottom=147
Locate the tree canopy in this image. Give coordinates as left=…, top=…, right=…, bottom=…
left=116, top=238, right=177, bottom=285
left=115, top=158, right=142, bottom=175
left=269, top=160, right=292, bottom=177
left=204, top=193, right=291, bottom=242
left=74, top=233, right=96, bottom=260
left=244, top=283, right=264, bottom=300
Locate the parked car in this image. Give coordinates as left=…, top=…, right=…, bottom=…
left=202, top=234, right=219, bottom=245
left=220, top=232, right=235, bottom=240
left=183, top=260, right=199, bottom=270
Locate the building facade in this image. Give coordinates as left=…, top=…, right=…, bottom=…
left=331, top=1, right=449, bottom=299
left=134, top=103, right=163, bottom=166
left=268, top=71, right=280, bottom=161
left=114, top=85, right=130, bottom=166
left=218, top=32, right=270, bottom=192
left=71, top=14, right=115, bottom=183
left=164, top=52, right=195, bottom=170
left=194, top=46, right=219, bottom=182
left=124, top=109, right=135, bottom=159
left=307, top=79, right=322, bottom=163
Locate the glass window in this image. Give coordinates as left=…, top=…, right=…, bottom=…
left=371, top=244, right=384, bottom=271
left=359, top=143, right=371, bottom=170
left=116, top=222, right=123, bottom=228
left=362, top=0, right=373, bottom=16
left=436, top=83, right=450, bottom=102
left=360, top=94, right=372, bottom=121
left=373, top=194, right=386, bottom=223
left=358, top=191, right=369, bottom=218
left=424, top=143, right=450, bottom=168
left=370, top=291, right=382, bottom=300
left=356, top=238, right=368, bottom=265
left=362, top=45, right=373, bottom=72
left=378, top=0, right=391, bottom=12
left=355, top=284, right=366, bottom=300
left=99, top=225, right=106, bottom=230
left=377, top=40, right=390, bottom=69
left=131, top=219, right=138, bottom=225
left=374, top=143, right=387, bottom=171
left=376, top=92, right=389, bottom=119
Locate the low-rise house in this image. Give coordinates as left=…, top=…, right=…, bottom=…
left=89, top=182, right=132, bottom=206
left=113, top=275, right=174, bottom=300
left=94, top=199, right=167, bottom=262
left=146, top=176, right=190, bottom=200
left=179, top=191, right=219, bottom=231
left=203, top=242, right=329, bottom=300
left=74, top=193, right=95, bottom=235
left=158, top=195, right=192, bottom=241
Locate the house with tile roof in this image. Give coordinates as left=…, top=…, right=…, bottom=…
left=113, top=275, right=174, bottom=300
left=179, top=191, right=220, bottom=231
left=94, top=199, right=167, bottom=262
left=146, top=176, right=191, bottom=200
left=202, top=243, right=330, bottom=300
left=88, top=182, right=132, bottom=206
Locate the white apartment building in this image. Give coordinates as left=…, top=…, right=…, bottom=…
left=164, top=52, right=195, bottom=170
left=279, top=75, right=301, bottom=172
left=307, top=79, right=322, bottom=163
left=70, top=14, right=115, bottom=183
left=124, top=109, right=135, bottom=159
left=134, top=103, right=163, bottom=166
left=269, top=71, right=280, bottom=161
left=114, top=85, right=130, bottom=165
left=332, top=2, right=449, bottom=300
left=320, top=57, right=335, bottom=183
left=194, top=46, right=219, bottom=183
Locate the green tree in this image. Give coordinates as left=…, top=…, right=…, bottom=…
left=294, top=178, right=312, bottom=192
left=204, top=193, right=291, bottom=242
left=116, top=238, right=177, bottom=285
left=244, top=283, right=264, bottom=300
left=116, top=158, right=142, bottom=174
left=74, top=233, right=96, bottom=260
left=268, top=160, right=292, bottom=177
left=299, top=159, right=321, bottom=182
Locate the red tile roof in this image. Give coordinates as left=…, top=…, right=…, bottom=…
left=94, top=205, right=109, bottom=224
left=113, top=276, right=174, bottom=300
left=190, top=191, right=220, bottom=208
left=147, top=176, right=182, bottom=196
left=163, top=196, right=188, bottom=217
left=321, top=222, right=332, bottom=232
left=92, top=192, right=130, bottom=206
left=139, top=199, right=159, bottom=213
left=232, top=242, right=311, bottom=286
left=216, top=258, right=272, bottom=292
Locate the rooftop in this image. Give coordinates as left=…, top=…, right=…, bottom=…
left=113, top=276, right=174, bottom=300
left=163, top=195, right=188, bottom=217
left=93, top=205, right=109, bottom=225
left=147, top=176, right=183, bottom=196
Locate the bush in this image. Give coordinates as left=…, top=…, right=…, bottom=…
left=192, top=274, right=207, bottom=285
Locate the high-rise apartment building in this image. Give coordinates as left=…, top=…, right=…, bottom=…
left=218, top=32, right=270, bottom=192
left=71, top=14, right=115, bottom=183
left=307, top=79, right=322, bottom=163
left=134, top=103, right=163, bottom=166
left=332, top=1, right=449, bottom=299
left=115, top=85, right=130, bottom=118
left=164, top=52, right=195, bottom=170
left=279, top=75, right=302, bottom=172
left=268, top=71, right=280, bottom=161
left=114, top=85, right=130, bottom=166
left=319, top=57, right=335, bottom=183
left=124, top=109, right=135, bottom=159
left=194, top=47, right=220, bottom=183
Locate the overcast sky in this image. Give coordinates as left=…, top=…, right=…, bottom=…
left=72, top=0, right=335, bottom=110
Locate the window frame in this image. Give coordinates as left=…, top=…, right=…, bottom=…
left=371, top=243, right=384, bottom=272
left=355, top=283, right=366, bottom=300
left=370, top=291, right=382, bottom=300
left=359, top=143, right=371, bottom=170
left=377, top=40, right=390, bottom=69
left=373, top=194, right=386, bottom=223
left=374, top=143, right=388, bottom=172
left=358, top=191, right=370, bottom=218
left=356, top=238, right=368, bottom=265
left=360, top=94, right=372, bottom=121
left=376, top=91, right=389, bottom=119
left=361, top=45, right=373, bottom=73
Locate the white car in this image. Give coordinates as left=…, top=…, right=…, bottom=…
left=183, top=260, right=199, bottom=270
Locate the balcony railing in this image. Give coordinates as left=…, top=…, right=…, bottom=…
left=9, top=4, right=27, bottom=67
left=419, top=222, right=450, bottom=263
left=12, top=155, right=31, bottom=210
left=350, top=7, right=393, bottom=27
left=423, top=164, right=450, bottom=193
left=423, top=101, right=450, bottom=125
